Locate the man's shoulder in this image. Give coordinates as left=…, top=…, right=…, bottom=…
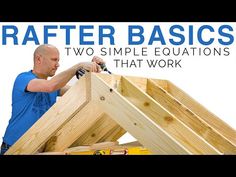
left=16, top=70, right=35, bottom=79
left=14, top=70, right=36, bottom=84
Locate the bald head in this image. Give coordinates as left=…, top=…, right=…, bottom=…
left=32, top=44, right=60, bottom=78
left=33, top=44, right=59, bottom=61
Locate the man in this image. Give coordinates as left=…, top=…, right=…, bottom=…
left=1, top=44, right=104, bottom=155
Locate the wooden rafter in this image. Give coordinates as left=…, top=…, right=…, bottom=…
left=5, top=76, right=89, bottom=154
left=44, top=101, right=104, bottom=152
left=154, top=79, right=236, bottom=146
left=71, top=113, right=125, bottom=146
left=119, top=76, right=220, bottom=154
left=91, top=73, right=190, bottom=154
left=146, top=79, right=236, bottom=154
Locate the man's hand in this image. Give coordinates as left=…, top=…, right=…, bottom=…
left=92, top=56, right=105, bottom=65
left=75, top=56, right=105, bottom=80
left=79, top=62, right=101, bottom=72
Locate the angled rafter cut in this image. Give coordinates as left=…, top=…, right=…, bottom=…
left=5, top=73, right=236, bottom=155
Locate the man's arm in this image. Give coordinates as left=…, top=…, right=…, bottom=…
left=59, top=85, right=71, bottom=96
left=27, top=62, right=100, bottom=93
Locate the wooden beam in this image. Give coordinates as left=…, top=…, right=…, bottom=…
left=97, top=73, right=147, bottom=91
left=121, top=141, right=143, bottom=147
left=95, top=73, right=121, bottom=88
left=90, top=73, right=127, bottom=142
left=99, top=124, right=126, bottom=142
left=91, top=73, right=190, bottom=154
left=44, top=101, right=104, bottom=152
left=5, top=76, right=89, bottom=154
left=36, top=152, right=66, bottom=155
left=95, top=74, right=149, bottom=143
left=146, top=79, right=236, bottom=154
left=154, top=79, right=236, bottom=146
left=65, top=142, right=118, bottom=153
left=71, top=113, right=125, bottom=146
left=120, top=76, right=221, bottom=154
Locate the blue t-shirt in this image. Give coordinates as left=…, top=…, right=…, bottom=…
left=3, top=71, right=60, bottom=145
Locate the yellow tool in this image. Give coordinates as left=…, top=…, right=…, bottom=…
left=67, top=146, right=151, bottom=155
